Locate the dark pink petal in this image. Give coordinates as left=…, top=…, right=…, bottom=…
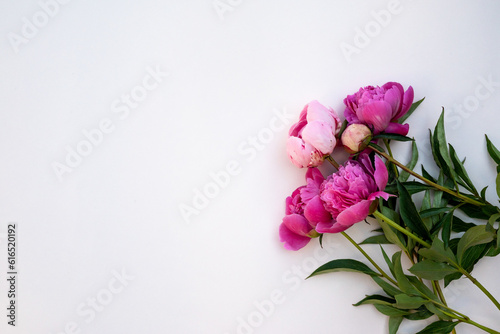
left=304, top=195, right=331, bottom=225
left=367, top=191, right=392, bottom=201
left=305, top=167, right=325, bottom=187
left=279, top=224, right=311, bottom=251
left=282, top=214, right=312, bottom=236
left=384, top=122, right=409, bottom=136
left=359, top=101, right=393, bottom=133
left=373, top=155, right=389, bottom=190
left=383, top=86, right=402, bottom=118
left=335, top=200, right=372, bottom=228
left=315, top=221, right=349, bottom=234
left=399, top=86, right=414, bottom=119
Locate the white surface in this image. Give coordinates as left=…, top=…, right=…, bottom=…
left=1, top=0, right=500, bottom=333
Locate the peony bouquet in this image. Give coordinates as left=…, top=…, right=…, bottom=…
left=280, top=82, right=500, bottom=334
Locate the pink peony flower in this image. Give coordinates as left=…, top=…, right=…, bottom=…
left=344, top=82, right=414, bottom=135
left=287, top=101, right=341, bottom=168
left=315, top=154, right=392, bottom=234
left=279, top=168, right=329, bottom=250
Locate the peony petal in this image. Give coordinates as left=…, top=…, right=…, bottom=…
left=315, top=220, right=350, bottom=234
left=359, top=101, right=393, bottom=134
left=373, top=155, right=389, bottom=190
left=282, top=214, right=312, bottom=236
left=305, top=167, right=325, bottom=187
left=287, top=137, right=313, bottom=168
left=335, top=200, right=372, bottom=228
left=279, top=224, right=311, bottom=251
left=304, top=195, right=331, bottom=226
left=301, top=120, right=336, bottom=155
left=384, top=122, right=409, bottom=136
left=367, top=191, right=392, bottom=201
left=399, top=85, right=414, bottom=119
left=306, top=100, right=339, bottom=129
left=383, top=85, right=402, bottom=118
left=288, top=119, right=307, bottom=137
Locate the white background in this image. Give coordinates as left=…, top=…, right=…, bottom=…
left=1, top=0, right=500, bottom=333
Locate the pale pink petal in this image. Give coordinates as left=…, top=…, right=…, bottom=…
left=306, top=100, right=338, bottom=129
left=287, top=137, right=313, bottom=168
left=301, top=121, right=336, bottom=155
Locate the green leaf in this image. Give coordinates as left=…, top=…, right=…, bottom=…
left=441, top=210, right=455, bottom=248
left=419, top=207, right=453, bottom=219
left=360, top=234, right=390, bottom=245
left=409, top=260, right=459, bottom=280
left=368, top=142, right=385, bottom=153
left=416, top=321, right=458, bottom=334
left=496, top=173, right=500, bottom=199
left=399, top=97, right=425, bottom=124
left=377, top=206, right=406, bottom=250
left=445, top=242, right=492, bottom=285
left=397, top=181, right=431, bottom=239
left=407, top=276, right=440, bottom=303
left=393, top=252, right=420, bottom=295
left=380, top=246, right=395, bottom=278
left=456, top=225, right=495, bottom=264
left=403, top=306, right=434, bottom=321
left=389, top=316, right=404, bottom=334
left=451, top=216, right=476, bottom=233
left=418, top=238, right=456, bottom=264
left=431, top=110, right=456, bottom=184
left=394, top=294, right=427, bottom=309
left=372, top=276, right=403, bottom=297
left=449, top=144, right=478, bottom=195
left=374, top=304, right=412, bottom=317
left=353, top=294, right=395, bottom=306
left=385, top=181, right=432, bottom=195
left=421, top=165, right=437, bottom=183
left=481, top=186, right=489, bottom=201
left=373, top=133, right=414, bottom=142
left=399, top=140, right=419, bottom=182
left=424, top=303, right=453, bottom=321
left=307, top=259, right=378, bottom=279
left=485, top=134, right=500, bottom=165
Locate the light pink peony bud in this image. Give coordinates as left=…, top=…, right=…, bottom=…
left=341, top=124, right=373, bottom=154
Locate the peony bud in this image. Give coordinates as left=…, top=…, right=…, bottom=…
left=341, top=124, right=372, bottom=154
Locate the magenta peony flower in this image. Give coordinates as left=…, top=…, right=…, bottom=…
left=287, top=101, right=341, bottom=168
left=344, top=82, right=414, bottom=135
left=315, top=154, right=391, bottom=234
left=279, top=168, right=329, bottom=250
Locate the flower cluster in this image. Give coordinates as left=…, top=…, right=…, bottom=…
left=281, top=82, right=413, bottom=250
left=278, top=82, right=500, bottom=334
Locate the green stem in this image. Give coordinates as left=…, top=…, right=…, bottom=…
left=373, top=210, right=431, bottom=248
left=383, top=139, right=399, bottom=178
left=340, top=231, right=398, bottom=286
left=369, top=145, right=484, bottom=207
left=462, top=319, right=500, bottom=334
left=325, top=155, right=339, bottom=169
left=458, top=268, right=500, bottom=312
